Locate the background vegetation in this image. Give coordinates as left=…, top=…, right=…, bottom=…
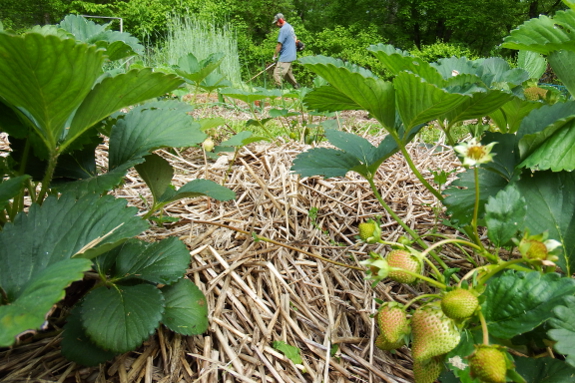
left=0, top=0, right=568, bottom=86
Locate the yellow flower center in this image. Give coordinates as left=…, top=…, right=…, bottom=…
left=467, top=145, right=485, bottom=161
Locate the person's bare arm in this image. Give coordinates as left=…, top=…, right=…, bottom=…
left=273, top=42, right=282, bottom=60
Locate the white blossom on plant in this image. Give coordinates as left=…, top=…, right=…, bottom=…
left=454, top=138, right=496, bottom=167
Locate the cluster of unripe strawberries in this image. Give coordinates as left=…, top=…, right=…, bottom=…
left=358, top=222, right=512, bottom=383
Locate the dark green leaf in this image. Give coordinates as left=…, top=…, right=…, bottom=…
left=502, top=10, right=575, bottom=54
left=520, top=119, right=575, bottom=172
left=0, top=175, right=30, bottom=211
left=299, top=55, right=396, bottom=130
left=548, top=296, right=575, bottom=367
left=394, top=71, right=468, bottom=131
left=61, top=304, right=117, bottom=366
left=482, top=271, right=575, bottom=339
left=161, top=278, right=208, bottom=336
left=158, top=179, right=235, bottom=204
left=135, top=154, right=174, bottom=202
left=291, top=147, right=361, bottom=178
left=489, top=97, right=542, bottom=134
left=0, top=193, right=147, bottom=301
left=0, top=33, right=104, bottom=150
left=548, top=50, right=575, bottom=98
left=82, top=284, right=164, bottom=353
left=515, top=170, right=575, bottom=274
left=109, top=101, right=205, bottom=168
left=113, top=238, right=190, bottom=285
left=485, top=186, right=526, bottom=247
left=67, top=69, right=184, bottom=148
left=0, top=259, right=92, bottom=347
left=514, top=355, right=575, bottom=382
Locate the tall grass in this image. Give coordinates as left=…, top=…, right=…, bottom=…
left=146, top=13, right=242, bottom=86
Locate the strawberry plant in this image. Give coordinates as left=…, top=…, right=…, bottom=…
left=292, top=1, right=575, bottom=381
left=0, top=16, right=235, bottom=365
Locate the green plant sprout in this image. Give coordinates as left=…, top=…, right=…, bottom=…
left=291, top=2, right=575, bottom=380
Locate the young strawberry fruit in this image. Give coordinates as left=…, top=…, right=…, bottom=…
left=468, top=345, right=508, bottom=383
left=411, top=303, right=460, bottom=361
left=358, top=220, right=381, bottom=243
left=375, top=304, right=409, bottom=350
left=413, top=356, right=444, bottom=383
left=441, top=288, right=479, bottom=320
left=386, top=249, right=423, bottom=284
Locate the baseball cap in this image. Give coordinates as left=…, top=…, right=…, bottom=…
left=272, top=13, right=285, bottom=24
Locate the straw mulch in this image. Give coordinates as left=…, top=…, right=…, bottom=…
left=1, top=133, right=465, bottom=383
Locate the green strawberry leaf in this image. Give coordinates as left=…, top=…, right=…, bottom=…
left=0, top=175, right=30, bottom=211
left=161, top=278, right=208, bottom=336
left=0, top=33, right=104, bottom=151
left=82, top=284, right=164, bottom=353
left=502, top=9, right=575, bottom=54
left=113, top=238, right=190, bottom=285
left=61, top=304, right=118, bottom=366
left=157, top=179, right=236, bottom=204
left=219, top=131, right=267, bottom=147
left=135, top=153, right=174, bottom=202
left=548, top=295, right=575, bottom=368
left=67, top=69, right=184, bottom=148
left=482, top=271, right=575, bottom=339
left=514, top=355, right=575, bottom=382
left=548, top=50, right=575, bottom=99
left=0, top=193, right=147, bottom=301
left=514, top=170, right=575, bottom=274
left=517, top=51, right=547, bottom=81
left=175, top=52, right=224, bottom=85
left=489, top=97, right=542, bottom=134
left=517, top=101, right=575, bottom=160
left=58, top=14, right=144, bottom=61
left=299, top=55, right=396, bottom=130
left=394, top=71, right=468, bottom=131
left=291, top=147, right=363, bottom=178
left=0, top=258, right=92, bottom=347
left=520, top=119, right=575, bottom=172
left=291, top=130, right=399, bottom=179
left=485, top=186, right=526, bottom=247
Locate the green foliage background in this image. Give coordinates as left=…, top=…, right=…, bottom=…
left=0, top=0, right=568, bottom=85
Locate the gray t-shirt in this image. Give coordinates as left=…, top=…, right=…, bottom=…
left=278, top=22, right=297, bottom=62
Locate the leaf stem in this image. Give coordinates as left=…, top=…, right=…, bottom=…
left=477, top=258, right=535, bottom=285
left=478, top=310, right=489, bottom=345
left=471, top=166, right=484, bottom=249
left=392, top=132, right=443, bottom=200
left=367, top=177, right=451, bottom=275
left=403, top=293, right=442, bottom=311
left=389, top=267, right=447, bottom=289
left=37, top=151, right=60, bottom=204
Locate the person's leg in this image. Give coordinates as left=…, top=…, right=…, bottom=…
left=284, top=63, right=299, bottom=88
left=273, top=62, right=289, bottom=87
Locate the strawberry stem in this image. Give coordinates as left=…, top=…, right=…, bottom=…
left=403, top=293, right=441, bottom=311
left=389, top=267, right=447, bottom=289
left=478, top=310, right=489, bottom=345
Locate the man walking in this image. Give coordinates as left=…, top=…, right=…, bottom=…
left=272, top=13, right=300, bottom=89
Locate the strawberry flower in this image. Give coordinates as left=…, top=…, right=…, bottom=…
left=454, top=138, right=496, bottom=167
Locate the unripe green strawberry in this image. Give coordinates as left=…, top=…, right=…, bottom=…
left=202, top=138, right=215, bottom=152
left=441, top=288, right=479, bottom=320
left=359, top=221, right=376, bottom=241
left=413, top=356, right=444, bottom=383
left=358, top=220, right=381, bottom=243
left=375, top=304, right=409, bottom=350
left=386, top=249, right=423, bottom=284
left=468, top=345, right=508, bottom=383
left=411, top=303, right=460, bottom=361
left=520, top=239, right=548, bottom=260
